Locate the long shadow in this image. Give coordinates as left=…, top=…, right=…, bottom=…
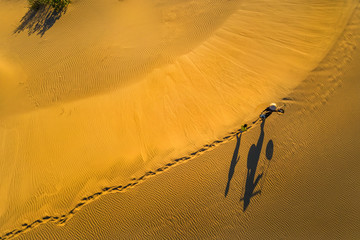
left=14, top=5, right=67, bottom=37
left=240, top=119, right=273, bottom=211
left=225, top=134, right=242, bottom=197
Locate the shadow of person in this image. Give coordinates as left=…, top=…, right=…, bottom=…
left=266, top=140, right=274, bottom=160
left=14, top=4, right=67, bottom=37
left=240, top=119, right=267, bottom=211
left=225, top=134, right=242, bottom=197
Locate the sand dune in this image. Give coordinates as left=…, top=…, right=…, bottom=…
left=11, top=2, right=360, bottom=238
left=0, top=0, right=359, bottom=238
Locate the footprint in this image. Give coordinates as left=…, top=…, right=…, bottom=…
left=122, top=183, right=132, bottom=189
left=93, top=192, right=102, bottom=197
left=59, top=219, right=66, bottom=224
left=76, top=202, right=85, bottom=208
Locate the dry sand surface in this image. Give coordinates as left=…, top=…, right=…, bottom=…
left=1, top=0, right=360, bottom=239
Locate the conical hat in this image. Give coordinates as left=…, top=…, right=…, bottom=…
left=269, top=103, right=277, bottom=111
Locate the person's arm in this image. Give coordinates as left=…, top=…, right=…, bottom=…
left=260, top=108, right=268, bottom=115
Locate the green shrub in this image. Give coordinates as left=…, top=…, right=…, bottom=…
left=29, top=0, right=70, bottom=11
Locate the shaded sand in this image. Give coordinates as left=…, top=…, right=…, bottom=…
left=0, top=0, right=359, bottom=238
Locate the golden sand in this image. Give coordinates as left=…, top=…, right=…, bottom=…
left=0, top=0, right=359, bottom=238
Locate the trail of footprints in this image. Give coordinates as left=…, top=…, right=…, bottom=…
left=3, top=8, right=357, bottom=238
left=0, top=116, right=279, bottom=239
left=3, top=35, right=352, bottom=238
left=5, top=16, right=354, bottom=236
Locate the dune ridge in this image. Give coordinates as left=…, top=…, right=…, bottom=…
left=2, top=6, right=360, bottom=234
left=0, top=111, right=283, bottom=239
left=11, top=2, right=360, bottom=238
left=0, top=0, right=358, bottom=236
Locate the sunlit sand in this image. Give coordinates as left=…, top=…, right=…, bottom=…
left=0, top=0, right=359, bottom=238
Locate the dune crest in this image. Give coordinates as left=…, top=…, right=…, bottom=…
left=0, top=0, right=358, bottom=235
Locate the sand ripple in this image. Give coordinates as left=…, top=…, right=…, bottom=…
left=0, top=0, right=358, bottom=236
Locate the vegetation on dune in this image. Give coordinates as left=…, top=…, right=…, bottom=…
left=28, top=0, right=70, bottom=11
